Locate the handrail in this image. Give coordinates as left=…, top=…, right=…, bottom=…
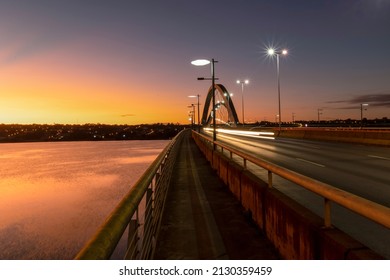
left=193, top=131, right=390, bottom=230
left=75, top=129, right=186, bottom=259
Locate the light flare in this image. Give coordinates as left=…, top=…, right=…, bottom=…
left=203, top=128, right=275, bottom=140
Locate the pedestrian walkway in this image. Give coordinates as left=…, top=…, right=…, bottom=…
left=154, top=131, right=279, bottom=259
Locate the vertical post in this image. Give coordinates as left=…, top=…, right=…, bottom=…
left=126, top=219, right=139, bottom=259
left=212, top=59, right=216, bottom=149
left=277, top=54, right=281, bottom=132
left=318, top=108, right=323, bottom=123
left=197, top=94, right=200, bottom=133
left=241, top=82, right=245, bottom=125
left=191, top=104, right=195, bottom=130
left=143, top=186, right=153, bottom=257
left=360, top=104, right=368, bottom=129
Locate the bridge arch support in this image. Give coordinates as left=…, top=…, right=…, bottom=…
left=201, top=84, right=239, bottom=126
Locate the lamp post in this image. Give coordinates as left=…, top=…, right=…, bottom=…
left=191, top=58, right=218, bottom=147
left=188, top=104, right=195, bottom=130
left=318, top=108, right=323, bottom=123
left=268, top=48, right=288, bottom=132
left=236, top=79, right=249, bottom=125
left=360, top=103, right=368, bottom=129
left=188, top=94, right=200, bottom=133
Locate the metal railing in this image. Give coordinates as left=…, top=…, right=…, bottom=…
left=75, top=129, right=186, bottom=260
left=192, top=131, right=390, bottom=230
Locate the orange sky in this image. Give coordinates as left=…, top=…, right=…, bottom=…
left=0, top=41, right=186, bottom=125
left=1, top=1, right=389, bottom=125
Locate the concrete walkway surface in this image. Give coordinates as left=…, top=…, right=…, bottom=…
left=154, top=131, right=279, bottom=259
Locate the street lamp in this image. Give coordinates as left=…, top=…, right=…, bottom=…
left=191, top=58, right=218, bottom=146
left=360, top=103, right=368, bottom=129
left=236, top=79, right=249, bottom=125
left=267, top=48, right=288, bottom=132
left=318, top=108, right=323, bottom=123
left=188, top=94, right=200, bottom=132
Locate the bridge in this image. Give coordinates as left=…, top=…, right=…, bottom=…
left=74, top=84, right=390, bottom=260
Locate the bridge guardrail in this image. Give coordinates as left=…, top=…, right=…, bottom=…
left=192, top=131, right=390, bottom=230
left=74, top=129, right=186, bottom=260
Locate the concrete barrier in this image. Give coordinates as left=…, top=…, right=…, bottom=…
left=241, top=171, right=266, bottom=230
left=193, top=133, right=384, bottom=259
left=218, top=153, right=230, bottom=186
left=264, top=189, right=321, bottom=259
left=212, top=151, right=220, bottom=171
left=227, top=161, right=243, bottom=201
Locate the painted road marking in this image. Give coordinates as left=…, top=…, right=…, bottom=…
left=296, top=158, right=326, bottom=167
left=368, top=155, right=390, bottom=161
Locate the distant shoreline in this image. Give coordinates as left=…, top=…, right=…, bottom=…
left=0, top=123, right=188, bottom=143
left=1, top=118, right=389, bottom=143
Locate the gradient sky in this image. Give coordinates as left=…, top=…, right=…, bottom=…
left=0, top=0, right=389, bottom=124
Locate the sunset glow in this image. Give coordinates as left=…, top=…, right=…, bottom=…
left=0, top=1, right=389, bottom=125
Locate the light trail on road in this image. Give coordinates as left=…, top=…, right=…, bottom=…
left=203, top=128, right=275, bottom=140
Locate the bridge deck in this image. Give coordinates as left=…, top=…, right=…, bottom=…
left=154, top=131, right=279, bottom=259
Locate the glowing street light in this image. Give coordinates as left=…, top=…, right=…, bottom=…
left=191, top=58, right=218, bottom=146
left=236, top=79, right=249, bottom=125
left=191, top=59, right=210, bottom=66
left=267, top=48, right=288, bottom=131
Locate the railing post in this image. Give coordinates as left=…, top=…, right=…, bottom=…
left=155, top=171, right=161, bottom=184
left=141, top=186, right=153, bottom=258
left=145, top=186, right=153, bottom=231
left=125, top=217, right=139, bottom=259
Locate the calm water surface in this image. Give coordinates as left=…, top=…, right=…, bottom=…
left=0, top=140, right=168, bottom=259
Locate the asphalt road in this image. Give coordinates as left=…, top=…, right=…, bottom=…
left=214, top=132, right=390, bottom=259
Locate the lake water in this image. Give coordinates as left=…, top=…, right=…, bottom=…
left=0, top=140, right=168, bottom=259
